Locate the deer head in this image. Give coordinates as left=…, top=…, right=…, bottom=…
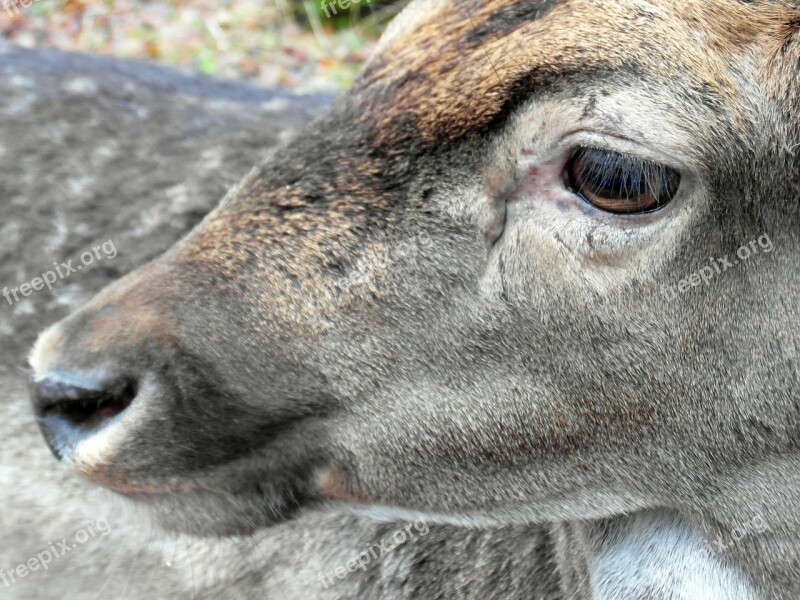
left=28, top=0, right=800, bottom=589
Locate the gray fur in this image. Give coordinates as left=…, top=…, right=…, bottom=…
left=14, top=0, right=800, bottom=596
left=0, top=44, right=561, bottom=599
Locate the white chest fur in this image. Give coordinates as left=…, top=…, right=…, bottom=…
left=590, top=511, right=759, bottom=600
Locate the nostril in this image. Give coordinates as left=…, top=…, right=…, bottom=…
left=33, top=375, right=137, bottom=429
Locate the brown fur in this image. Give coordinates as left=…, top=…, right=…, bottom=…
left=362, top=0, right=797, bottom=144
left=25, top=1, right=800, bottom=598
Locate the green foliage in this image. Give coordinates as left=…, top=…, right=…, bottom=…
left=298, top=0, right=400, bottom=32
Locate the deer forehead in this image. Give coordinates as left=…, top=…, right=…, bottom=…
left=174, top=0, right=797, bottom=318
left=362, top=0, right=796, bottom=145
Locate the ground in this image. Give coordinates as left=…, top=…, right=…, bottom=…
left=0, top=0, right=399, bottom=91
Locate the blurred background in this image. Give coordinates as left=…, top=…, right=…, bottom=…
left=0, top=0, right=406, bottom=91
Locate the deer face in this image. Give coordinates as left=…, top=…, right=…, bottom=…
left=30, top=0, right=800, bottom=535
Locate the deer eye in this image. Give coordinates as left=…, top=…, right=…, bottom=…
left=565, top=148, right=681, bottom=214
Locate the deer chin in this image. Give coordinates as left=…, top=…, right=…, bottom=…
left=51, top=413, right=326, bottom=535
left=106, top=466, right=318, bottom=536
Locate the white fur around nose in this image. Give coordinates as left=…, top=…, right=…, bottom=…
left=28, top=323, right=64, bottom=380
left=591, top=512, right=760, bottom=600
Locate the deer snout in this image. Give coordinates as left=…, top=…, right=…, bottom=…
left=31, top=371, right=138, bottom=461
left=26, top=255, right=302, bottom=508
left=28, top=311, right=207, bottom=497
left=26, top=262, right=192, bottom=487
left=27, top=243, right=329, bottom=531
left=28, top=306, right=176, bottom=483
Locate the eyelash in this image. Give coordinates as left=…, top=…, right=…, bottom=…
left=564, top=147, right=681, bottom=215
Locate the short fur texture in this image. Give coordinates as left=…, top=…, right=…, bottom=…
left=2, top=46, right=563, bottom=599
left=25, top=1, right=800, bottom=597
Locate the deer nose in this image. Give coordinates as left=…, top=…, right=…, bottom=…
left=32, top=373, right=137, bottom=460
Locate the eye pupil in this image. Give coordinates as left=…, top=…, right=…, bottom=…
left=566, top=148, right=680, bottom=214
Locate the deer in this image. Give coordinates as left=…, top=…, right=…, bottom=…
left=1, top=44, right=571, bottom=600
left=24, top=0, right=800, bottom=598
left=1, top=40, right=585, bottom=600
